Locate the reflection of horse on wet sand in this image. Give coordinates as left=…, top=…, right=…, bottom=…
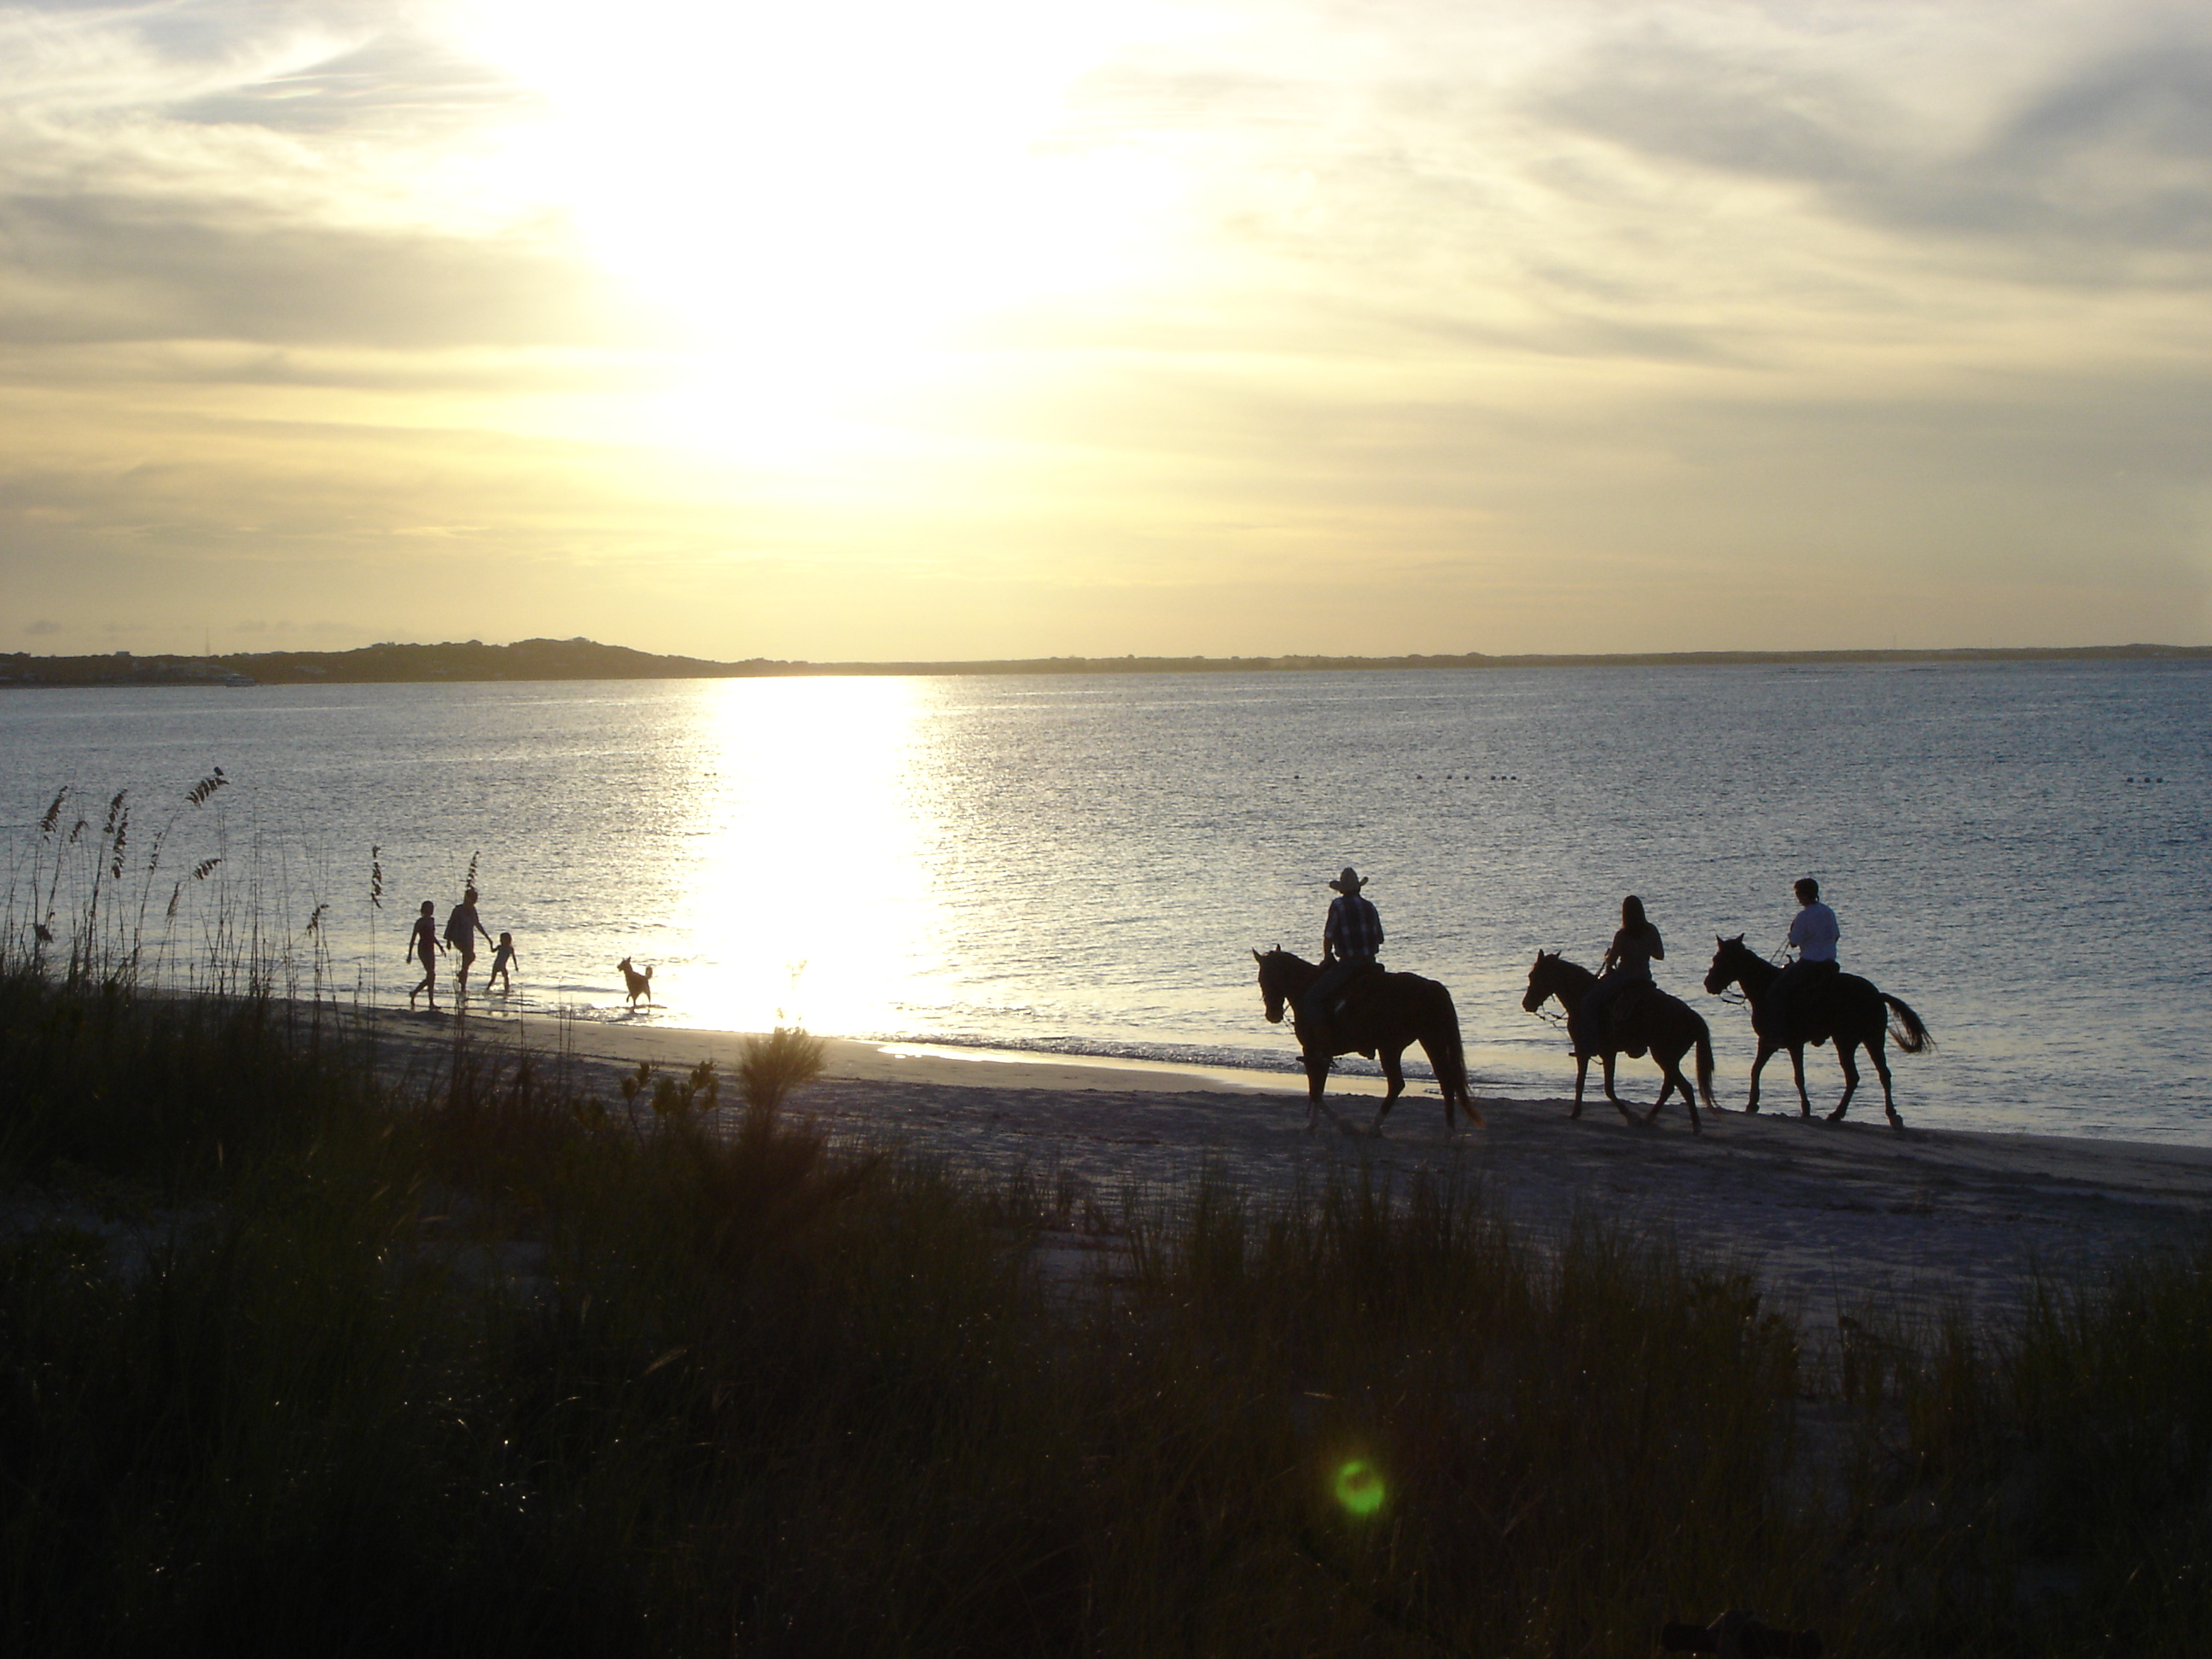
left=1521, top=952, right=1717, bottom=1133
left=1703, top=935, right=1930, bottom=1129
left=1253, top=948, right=1481, bottom=1136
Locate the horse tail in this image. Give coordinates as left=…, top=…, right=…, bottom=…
left=1431, top=987, right=1472, bottom=1101
left=1694, top=1016, right=1717, bottom=1110
left=1882, top=994, right=1933, bottom=1055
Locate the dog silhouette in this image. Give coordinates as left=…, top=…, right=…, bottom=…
left=617, top=956, right=655, bottom=1010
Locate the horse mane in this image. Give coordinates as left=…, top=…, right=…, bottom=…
left=1716, top=934, right=1779, bottom=989
left=1540, top=952, right=1598, bottom=990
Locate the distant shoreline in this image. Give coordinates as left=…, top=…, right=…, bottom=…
left=3, top=636, right=2207, bottom=689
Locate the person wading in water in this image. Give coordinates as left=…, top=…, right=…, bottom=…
left=1583, top=894, right=1664, bottom=1050
left=406, top=900, right=445, bottom=1010
left=1303, top=867, right=1385, bottom=1041
left=445, top=885, right=494, bottom=998
left=1770, top=876, right=1841, bottom=1034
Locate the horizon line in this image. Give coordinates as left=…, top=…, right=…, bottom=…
left=4, top=637, right=2209, bottom=685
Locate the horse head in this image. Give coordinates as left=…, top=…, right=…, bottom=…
left=1522, top=950, right=1559, bottom=1013
left=1254, top=946, right=1289, bottom=1023
left=1703, top=934, right=1753, bottom=996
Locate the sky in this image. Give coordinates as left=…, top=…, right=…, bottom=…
left=2, top=0, right=2209, bottom=661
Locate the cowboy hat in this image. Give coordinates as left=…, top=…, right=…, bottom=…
left=1329, top=867, right=1367, bottom=894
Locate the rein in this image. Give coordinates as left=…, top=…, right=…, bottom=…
left=1713, top=944, right=1790, bottom=1009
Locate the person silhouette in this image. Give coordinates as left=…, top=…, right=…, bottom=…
left=1582, top=894, right=1663, bottom=1042
left=406, top=900, right=444, bottom=1010
left=1304, top=866, right=1384, bottom=1033
left=486, top=930, right=519, bottom=995
left=444, top=885, right=493, bottom=996
left=1770, top=876, right=1840, bottom=1033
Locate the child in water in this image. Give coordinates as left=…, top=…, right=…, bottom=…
left=486, top=931, right=519, bottom=995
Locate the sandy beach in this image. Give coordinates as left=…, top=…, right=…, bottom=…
left=379, top=1004, right=2212, bottom=1328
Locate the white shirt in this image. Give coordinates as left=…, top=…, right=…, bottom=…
left=1788, top=901, right=1840, bottom=963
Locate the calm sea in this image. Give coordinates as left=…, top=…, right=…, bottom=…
left=3, top=663, right=2206, bottom=1144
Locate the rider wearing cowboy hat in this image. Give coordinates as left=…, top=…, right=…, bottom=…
left=1305, top=866, right=1384, bottom=1033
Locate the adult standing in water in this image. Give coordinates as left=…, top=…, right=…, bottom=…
left=1304, top=866, right=1384, bottom=1032
left=1771, top=876, right=1841, bottom=1033
left=406, top=900, right=444, bottom=1010
left=445, top=885, right=494, bottom=997
left=1583, top=894, right=1664, bottom=1041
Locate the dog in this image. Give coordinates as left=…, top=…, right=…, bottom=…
left=617, top=956, right=655, bottom=1010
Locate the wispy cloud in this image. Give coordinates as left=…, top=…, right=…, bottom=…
left=1539, top=9, right=2212, bottom=282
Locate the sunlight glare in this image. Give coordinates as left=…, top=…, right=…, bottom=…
left=445, top=0, right=1176, bottom=446
left=678, top=678, right=938, bottom=1036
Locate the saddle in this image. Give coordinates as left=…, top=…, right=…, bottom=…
left=1321, top=961, right=1386, bottom=1057
left=1771, top=970, right=1839, bottom=1046
left=1605, top=980, right=1657, bottom=1058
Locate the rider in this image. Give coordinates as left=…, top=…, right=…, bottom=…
left=1582, top=894, right=1663, bottom=1043
left=1304, top=866, right=1383, bottom=1033
left=1769, top=876, right=1840, bottom=1033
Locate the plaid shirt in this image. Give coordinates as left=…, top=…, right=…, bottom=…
left=1324, top=894, right=1385, bottom=958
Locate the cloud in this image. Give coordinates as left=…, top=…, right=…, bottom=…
left=24, top=617, right=62, bottom=635
left=0, top=3, right=638, bottom=355
left=1540, top=16, right=2212, bottom=283
left=0, top=191, right=637, bottom=348
left=165, top=30, right=533, bottom=137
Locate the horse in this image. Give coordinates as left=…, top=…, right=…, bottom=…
left=1520, top=952, right=1718, bottom=1132
left=1702, top=936, right=1930, bottom=1129
left=1252, top=948, right=1482, bottom=1135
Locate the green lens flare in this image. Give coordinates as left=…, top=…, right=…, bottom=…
left=1334, top=1458, right=1385, bottom=1516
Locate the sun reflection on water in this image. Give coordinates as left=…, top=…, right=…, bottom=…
left=673, top=677, right=937, bottom=1035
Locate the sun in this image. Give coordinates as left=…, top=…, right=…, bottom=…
left=445, top=0, right=1173, bottom=454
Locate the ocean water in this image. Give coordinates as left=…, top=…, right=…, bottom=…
left=2, top=662, right=2206, bottom=1144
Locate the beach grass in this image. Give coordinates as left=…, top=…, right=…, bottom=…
left=1, top=969, right=2208, bottom=1656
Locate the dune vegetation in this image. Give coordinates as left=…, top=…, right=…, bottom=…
left=0, top=963, right=2208, bottom=1657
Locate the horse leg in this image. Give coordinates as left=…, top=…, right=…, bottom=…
left=1601, top=1053, right=1640, bottom=1126
left=1373, top=1048, right=1406, bottom=1138
left=1869, top=1033, right=1904, bottom=1129
left=1304, top=1051, right=1331, bottom=1133
left=1745, top=1039, right=1777, bottom=1115
left=1572, top=1054, right=1590, bottom=1119
left=1826, top=1041, right=1862, bottom=1124
left=1790, top=1045, right=1813, bottom=1117
left=1650, top=1058, right=1699, bottom=1132
left=1645, top=1045, right=1699, bottom=1133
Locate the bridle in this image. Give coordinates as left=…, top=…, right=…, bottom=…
left=1707, top=940, right=1789, bottom=1009
left=1523, top=956, right=1571, bottom=1027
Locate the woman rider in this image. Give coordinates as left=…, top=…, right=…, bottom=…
left=1580, top=894, right=1663, bottom=1044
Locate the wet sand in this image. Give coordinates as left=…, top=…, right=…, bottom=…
left=381, top=1004, right=2212, bottom=1326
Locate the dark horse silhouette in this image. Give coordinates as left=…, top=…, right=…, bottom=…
left=1703, top=936, right=1930, bottom=1128
left=1521, top=952, right=1717, bottom=1132
left=1252, top=948, right=1481, bottom=1135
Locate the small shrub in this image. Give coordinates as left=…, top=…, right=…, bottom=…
left=736, top=1025, right=825, bottom=1128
